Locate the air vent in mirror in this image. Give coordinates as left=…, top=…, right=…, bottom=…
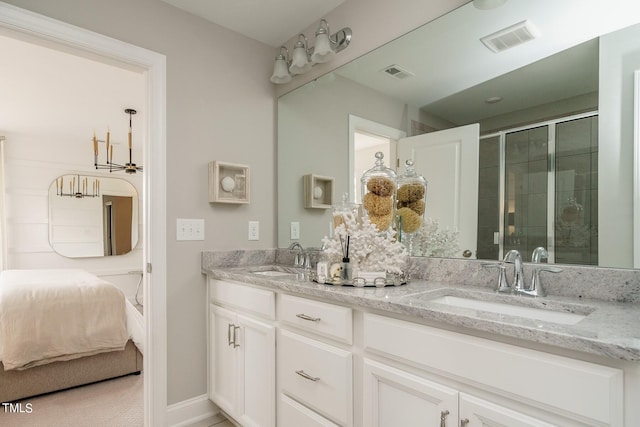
left=381, top=64, right=414, bottom=80
left=481, top=20, right=539, bottom=53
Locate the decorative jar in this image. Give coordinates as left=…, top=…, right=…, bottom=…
left=396, top=159, right=427, bottom=253
left=360, top=152, right=396, bottom=232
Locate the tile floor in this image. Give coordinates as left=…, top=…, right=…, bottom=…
left=188, top=416, right=235, bottom=427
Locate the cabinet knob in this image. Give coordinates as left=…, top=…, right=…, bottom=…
left=460, top=419, right=469, bottom=427
left=440, top=410, right=450, bottom=427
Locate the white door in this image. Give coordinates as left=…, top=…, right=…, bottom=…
left=398, top=123, right=480, bottom=258
left=238, top=313, right=276, bottom=427
left=363, top=359, right=458, bottom=427
left=460, top=393, right=556, bottom=427
left=209, top=304, right=238, bottom=416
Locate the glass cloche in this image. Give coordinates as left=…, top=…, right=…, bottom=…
left=396, top=159, right=427, bottom=252
left=360, top=152, right=397, bottom=232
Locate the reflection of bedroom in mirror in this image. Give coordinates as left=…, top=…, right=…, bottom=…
left=48, top=175, right=139, bottom=258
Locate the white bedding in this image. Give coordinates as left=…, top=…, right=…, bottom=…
left=0, top=269, right=144, bottom=370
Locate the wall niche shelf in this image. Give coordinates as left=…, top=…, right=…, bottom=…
left=209, top=161, right=250, bottom=204
left=304, top=174, right=334, bottom=209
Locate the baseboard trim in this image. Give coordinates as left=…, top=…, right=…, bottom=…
left=167, top=394, right=220, bottom=427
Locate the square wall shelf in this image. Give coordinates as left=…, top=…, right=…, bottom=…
left=304, top=174, right=334, bottom=209
left=209, top=161, right=250, bottom=204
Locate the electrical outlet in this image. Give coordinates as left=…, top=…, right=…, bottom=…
left=248, top=221, right=260, bottom=241
left=290, top=221, right=300, bottom=240
left=176, top=218, right=205, bottom=241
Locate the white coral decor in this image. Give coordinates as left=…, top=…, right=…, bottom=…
left=321, top=214, right=407, bottom=274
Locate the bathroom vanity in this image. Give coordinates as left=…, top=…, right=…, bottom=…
left=203, top=253, right=640, bottom=427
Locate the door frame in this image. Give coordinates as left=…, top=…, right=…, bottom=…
left=0, top=3, right=167, bottom=425
left=348, top=115, right=406, bottom=202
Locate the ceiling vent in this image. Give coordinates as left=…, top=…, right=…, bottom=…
left=381, top=64, right=414, bottom=80
left=480, top=20, right=539, bottom=53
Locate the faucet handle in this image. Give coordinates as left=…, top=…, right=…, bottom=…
left=528, top=266, right=562, bottom=297
left=482, top=262, right=511, bottom=293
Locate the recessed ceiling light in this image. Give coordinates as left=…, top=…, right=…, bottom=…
left=485, top=96, right=503, bottom=104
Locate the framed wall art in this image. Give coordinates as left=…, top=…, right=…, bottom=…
left=303, top=174, right=334, bottom=209
left=209, top=161, right=250, bottom=204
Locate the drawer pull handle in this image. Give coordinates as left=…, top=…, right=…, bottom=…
left=233, top=325, right=240, bottom=348
left=295, top=370, right=320, bottom=382
left=296, top=313, right=321, bottom=322
left=440, top=410, right=450, bottom=427
left=227, top=323, right=234, bottom=346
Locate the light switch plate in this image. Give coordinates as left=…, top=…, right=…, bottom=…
left=290, top=221, right=300, bottom=240
left=177, top=218, right=205, bottom=241
left=248, top=221, right=259, bottom=241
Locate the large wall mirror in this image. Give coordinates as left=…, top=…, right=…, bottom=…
left=278, top=0, right=640, bottom=269
left=48, top=174, right=139, bottom=258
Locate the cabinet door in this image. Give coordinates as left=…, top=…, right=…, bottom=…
left=209, top=304, right=238, bottom=416
left=460, top=393, right=556, bottom=427
left=279, top=393, right=341, bottom=427
left=364, top=359, right=458, bottom=427
left=237, top=313, right=276, bottom=427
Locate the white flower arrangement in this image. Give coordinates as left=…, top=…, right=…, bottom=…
left=321, top=213, right=408, bottom=274
left=411, top=217, right=460, bottom=257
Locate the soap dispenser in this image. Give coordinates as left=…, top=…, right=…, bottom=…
left=360, top=152, right=397, bottom=232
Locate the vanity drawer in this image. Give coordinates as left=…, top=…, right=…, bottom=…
left=363, top=313, right=623, bottom=426
left=279, top=294, right=353, bottom=344
left=278, top=329, right=352, bottom=426
left=279, top=394, right=340, bottom=427
left=209, top=278, right=275, bottom=320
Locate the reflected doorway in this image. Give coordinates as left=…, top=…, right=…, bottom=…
left=349, top=115, right=406, bottom=203
left=103, top=196, right=133, bottom=256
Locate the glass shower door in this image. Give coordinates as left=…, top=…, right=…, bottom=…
left=478, top=113, right=598, bottom=265
left=503, top=125, right=549, bottom=258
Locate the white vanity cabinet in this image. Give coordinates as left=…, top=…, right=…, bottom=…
left=208, top=279, right=276, bottom=427
left=277, top=294, right=353, bottom=427
left=363, top=313, right=624, bottom=427
left=363, top=358, right=556, bottom=427
left=205, top=274, right=634, bottom=427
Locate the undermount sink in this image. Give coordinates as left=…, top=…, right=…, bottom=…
left=252, top=270, right=297, bottom=277
left=249, top=266, right=300, bottom=277
left=428, top=295, right=588, bottom=325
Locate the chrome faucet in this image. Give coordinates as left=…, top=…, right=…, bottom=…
left=526, top=247, right=562, bottom=297
left=503, top=249, right=526, bottom=292
left=485, top=248, right=562, bottom=297
left=288, top=242, right=305, bottom=267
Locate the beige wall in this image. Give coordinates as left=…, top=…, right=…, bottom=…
left=599, top=23, right=640, bottom=267
left=3, top=0, right=468, bottom=406
left=278, top=75, right=406, bottom=247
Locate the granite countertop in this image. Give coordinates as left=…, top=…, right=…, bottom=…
left=203, top=264, right=640, bottom=362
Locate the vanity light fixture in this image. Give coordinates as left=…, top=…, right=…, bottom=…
left=56, top=174, right=100, bottom=198
left=93, top=108, right=143, bottom=174
left=270, top=19, right=352, bottom=84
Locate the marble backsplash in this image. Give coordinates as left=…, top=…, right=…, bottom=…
left=202, top=249, right=640, bottom=304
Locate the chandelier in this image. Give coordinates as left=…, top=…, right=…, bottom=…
left=56, top=174, right=100, bottom=198
left=93, top=108, right=143, bottom=174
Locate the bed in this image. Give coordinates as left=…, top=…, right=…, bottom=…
left=0, top=269, right=144, bottom=403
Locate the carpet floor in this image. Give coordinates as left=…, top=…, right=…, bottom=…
left=0, top=372, right=143, bottom=427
